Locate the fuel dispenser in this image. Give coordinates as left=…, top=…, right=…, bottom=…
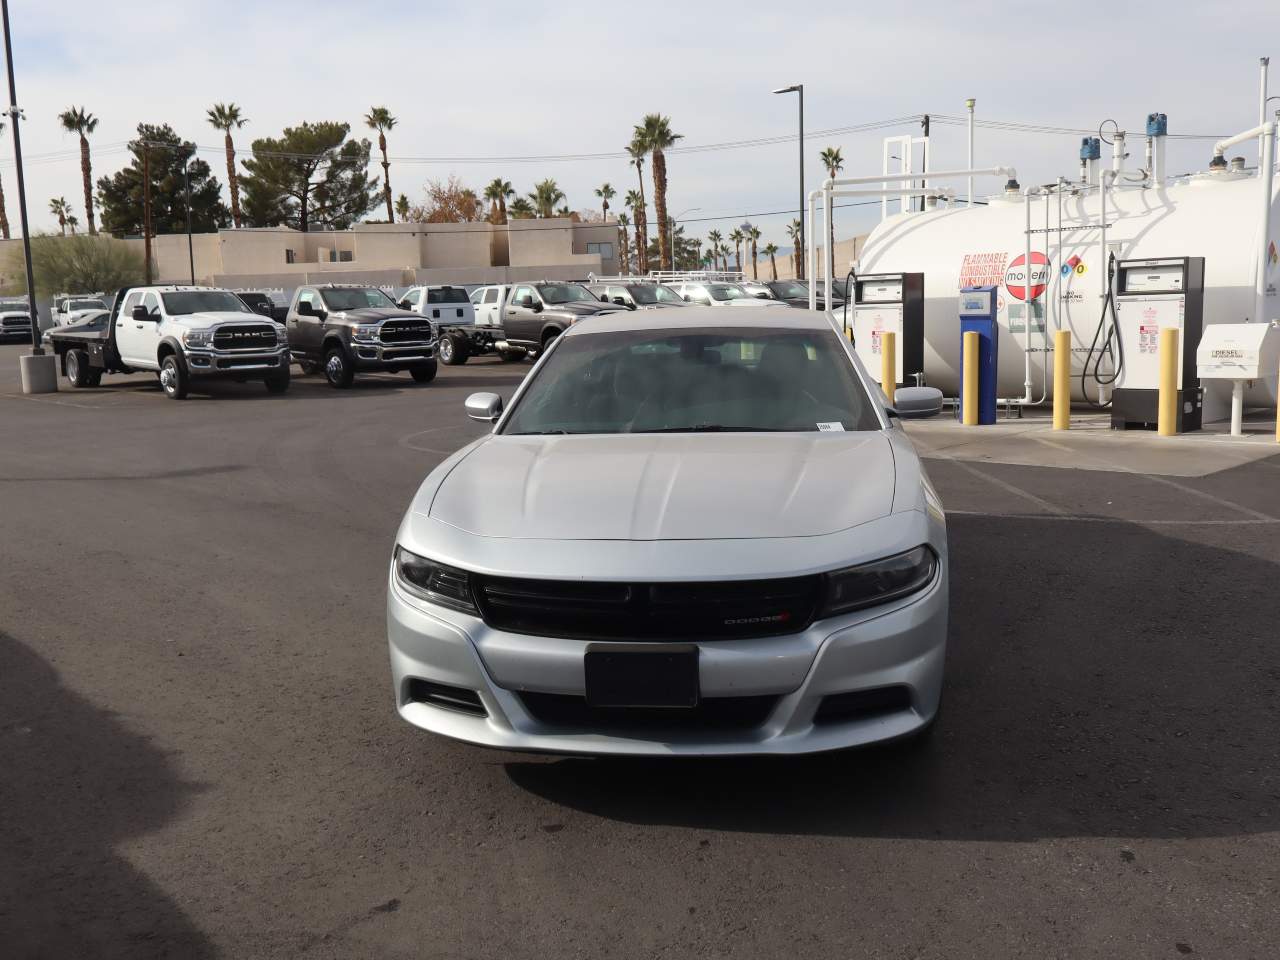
left=851, top=273, right=924, bottom=389
left=1110, top=257, right=1205, bottom=431
left=959, top=285, right=999, bottom=424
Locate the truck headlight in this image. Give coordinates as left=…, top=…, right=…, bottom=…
left=394, top=547, right=479, bottom=615
left=275, top=326, right=288, bottom=344
left=354, top=324, right=381, bottom=341
left=182, top=329, right=213, bottom=347
left=818, top=546, right=937, bottom=618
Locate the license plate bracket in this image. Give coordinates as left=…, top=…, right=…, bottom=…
left=584, top=643, right=699, bottom=708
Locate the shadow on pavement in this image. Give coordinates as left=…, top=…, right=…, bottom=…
left=505, top=514, right=1280, bottom=842
left=0, top=633, right=214, bottom=958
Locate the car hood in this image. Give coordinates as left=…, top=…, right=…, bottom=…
left=714, top=297, right=774, bottom=307
left=426, top=432, right=896, bottom=541
left=545, top=301, right=625, bottom=319
left=171, top=311, right=278, bottom=329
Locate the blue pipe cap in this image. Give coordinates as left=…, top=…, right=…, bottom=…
left=1079, top=137, right=1101, bottom=161
left=1146, top=113, right=1168, bottom=137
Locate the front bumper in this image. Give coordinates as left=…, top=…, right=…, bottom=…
left=184, top=344, right=289, bottom=376
left=386, top=559, right=947, bottom=756
left=349, top=338, right=436, bottom=368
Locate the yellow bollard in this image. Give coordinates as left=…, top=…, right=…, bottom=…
left=1053, top=330, right=1071, bottom=430
left=881, top=330, right=896, bottom=405
left=962, top=330, right=979, bottom=426
left=1157, top=327, right=1179, bottom=436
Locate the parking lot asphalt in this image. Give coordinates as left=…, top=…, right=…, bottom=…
left=2, top=341, right=1278, bottom=960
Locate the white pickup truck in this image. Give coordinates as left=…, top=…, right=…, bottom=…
left=0, top=297, right=34, bottom=342
left=52, top=294, right=109, bottom=326
left=45, top=284, right=291, bottom=398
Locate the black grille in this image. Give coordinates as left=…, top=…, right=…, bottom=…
left=407, top=679, right=487, bottom=717
left=814, top=686, right=912, bottom=725
left=473, top=574, right=821, bottom=640
left=2, top=317, right=30, bottom=327
left=519, top=692, right=778, bottom=732
left=380, top=319, right=434, bottom=343
left=213, top=324, right=276, bottom=350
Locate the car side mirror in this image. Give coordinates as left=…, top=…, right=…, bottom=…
left=131, top=305, right=150, bottom=322
left=397, top=300, right=410, bottom=310
left=886, top=386, right=944, bottom=420
left=296, top=301, right=315, bottom=316
left=531, top=300, right=543, bottom=313
left=598, top=294, right=609, bottom=302
left=465, top=392, right=503, bottom=422
left=612, top=297, right=626, bottom=306
left=253, top=302, right=273, bottom=316
left=682, top=295, right=692, bottom=302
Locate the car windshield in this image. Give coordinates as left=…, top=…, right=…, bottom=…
left=501, top=327, right=879, bottom=435
left=161, top=291, right=252, bottom=315
left=630, top=284, right=685, bottom=305
left=427, top=287, right=469, bottom=304
left=537, top=283, right=597, bottom=304
left=707, top=283, right=751, bottom=302
left=70, top=299, right=106, bottom=310
left=320, top=288, right=396, bottom=311
left=770, top=281, right=809, bottom=299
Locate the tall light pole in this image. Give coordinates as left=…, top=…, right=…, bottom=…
left=183, top=142, right=195, bottom=284
left=671, top=206, right=699, bottom=272
left=773, top=83, right=804, bottom=272
left=2, top=0, right=39, bottom=356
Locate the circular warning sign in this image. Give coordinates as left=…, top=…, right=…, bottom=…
left=1004, top=251, right=1050, bottom=301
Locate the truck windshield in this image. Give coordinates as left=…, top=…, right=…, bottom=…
left=630, top=285, right=685, bottom=305
left=770, top=281, right=808, bottom=299
left=502, top=327, right=879, bottom=435
left=320, top=288, right=396, bottom=311
left=161, top=291, right=252, bottom=315
left=69, top=299, right=106, bottom=311
left=426, top=288, right=469, bottom=304
left=708, top=284, right=751, bottom=302
left=537, top=283, right=597, bottom=305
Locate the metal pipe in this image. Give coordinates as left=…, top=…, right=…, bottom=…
left=966, top=98, right=975, bottom=207
left=1257, top=122, right=1276, bottom=326
left=807, top=189, right=817, bottom=309
left=823, top=183, right=834, bottom=313
left=1021, top=187, right=1038, bottom=403
left=1112, top=132, right=1126, bottom=177
left=1261, top=58, right=1270, bottom=165
left=828, top=165, right=1016, bottom=187
left=1213, top=123, right=1271, bottom=158
left=1098, top=169, right=1114, bottom=405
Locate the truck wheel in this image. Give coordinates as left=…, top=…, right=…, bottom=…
left=324, top=346, right=354, bottom=388
left=264, top=364, right=291, bottom=394
left=440, top=332, right=469, bottom=365
left=65, top=349, right=93, bottom=388
left=159, top=354, right=189, bottom=400
left=410, top=360, right=438, bottom=383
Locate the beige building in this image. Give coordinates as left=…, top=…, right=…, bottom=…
left=4, top=218, right=621, bottom=306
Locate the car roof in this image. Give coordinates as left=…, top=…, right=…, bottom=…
left=564, top=304, right=833, bottom=336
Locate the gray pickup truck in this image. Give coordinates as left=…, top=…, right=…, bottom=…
left=285, top=284, right=437, bottom=388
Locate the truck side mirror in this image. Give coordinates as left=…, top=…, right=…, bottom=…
left=519, top=295, right=534, bottom=308
left=253, top=302, right=273, bottom=316
left=131, top=305, right=150, bottom=323
left=886, top=386, right=944, bottom=420
left=465, top=392, right=503, bottom=422
left=296, top=301, right=314, bottom=316
left=397, top=299, right=411, bottom=310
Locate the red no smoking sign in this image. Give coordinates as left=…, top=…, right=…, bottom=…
left=1004, top=252, right=1050, bottom=301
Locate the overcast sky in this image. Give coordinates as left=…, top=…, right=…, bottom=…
left=8, top=0, right=1280, bottom=250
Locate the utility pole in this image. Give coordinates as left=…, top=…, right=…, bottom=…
left=2, top=0, right=39, bottom=354
left=142, top=141, right=153, bottom=284
left=183, top=143, right=195, bottom=284
left=920, top=114, right=930, bottom=213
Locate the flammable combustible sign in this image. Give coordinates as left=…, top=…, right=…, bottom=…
left=1139, top=323, right=1160, bottom=354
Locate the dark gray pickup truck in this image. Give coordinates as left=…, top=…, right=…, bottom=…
left=285, top=284, right=438, bottom=388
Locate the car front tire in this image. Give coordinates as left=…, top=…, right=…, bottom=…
left=264, top=364, right=291, bottom=394
left=324, top=346, right=354, bottom=388
left=410, top=360, right=438, bottom=383
left=159, top=354, right=189, bottom=400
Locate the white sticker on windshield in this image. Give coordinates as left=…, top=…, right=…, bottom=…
left=816, top=422, right=845, bottom=432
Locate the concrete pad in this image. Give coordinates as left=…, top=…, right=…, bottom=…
left=904, top=406, right=1280, bottom=477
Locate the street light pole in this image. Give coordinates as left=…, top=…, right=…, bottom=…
left=183, top=144, right=195, bottom=284
left=2, top=0, right=41, bottom=355
left=772, top=84, right=804, bottom=279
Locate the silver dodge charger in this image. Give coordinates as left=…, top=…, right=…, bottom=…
left=387, top=307, right=948, bottom=755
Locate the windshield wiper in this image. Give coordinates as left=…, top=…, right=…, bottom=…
left=644, top=424, right=787, bottom=433
left=509, top=428, right=572, bottom=435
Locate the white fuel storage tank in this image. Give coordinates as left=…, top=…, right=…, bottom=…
left=854, top=169, right=1279, bottom=416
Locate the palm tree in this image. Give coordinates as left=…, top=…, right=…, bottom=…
left=0, top=121, right=10, bottom=239
left=706, top=229, right=723, bottom=270
left=508, top=197, right=535, bottom=219
left=764, top=242, right=779, bottom=281
left=633, top=114, right=682, bottom=270
left=484, top=178, right=515, bottom=224
left=206, top=103, right=248, bottom=228
left=729, top=228, right=744, bottom=273
left=529, top=179, right=565, bottom=218
left=717, top=242, right=732, bottom=272
left=786, top=218, right=805, bottom=279
left=395, top=194, right=410, bottom=221
left=626, top=138, right=649, bottom=273
left=747, top=226, right=762, bottom=280
left=460, top=189, right=480, bottom=221
left=57, top=106, right=98, bottom=235
left=49, top=197, right=70, bottom=235
left=364, top=106, right=398, bottom=222
left=66, top=213, right=80, bottom=235
left=616, top=212, right=631, bottom=274
left=594, top=182, right=615, bottom=221
left=624, top=188, right=644, bottom=271
left=819, top=146, right=844, bottom=275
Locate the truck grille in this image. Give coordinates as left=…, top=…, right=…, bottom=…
left=2, top=316, right=31, bottom=327
left=380, top=319, right=434, bottom=343
left=212, top=324, right=276, bottom=350
left=472, top=574, right=822, bottom=641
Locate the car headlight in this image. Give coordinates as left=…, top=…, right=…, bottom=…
left=354, top=324, right=381, bottom=341
left=394, top=546, right=479, bottom=615
left=818, top=545, right=938, bottom=618
left=182, top=329, right=213, bottom=347
left=275, top=325, right=288, bottom=344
